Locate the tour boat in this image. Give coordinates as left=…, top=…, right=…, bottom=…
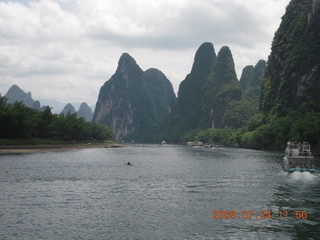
left=283, top=141, right=316, bottom=172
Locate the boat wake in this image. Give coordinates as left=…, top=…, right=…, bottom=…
left=288, top=171, right=319, bottom=182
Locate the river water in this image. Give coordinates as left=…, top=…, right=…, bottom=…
left=0, top=145, right=319, bottom=240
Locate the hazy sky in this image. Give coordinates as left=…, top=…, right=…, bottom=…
left=0, top=0, right=290, bottom=106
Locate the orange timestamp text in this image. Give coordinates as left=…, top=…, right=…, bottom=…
left=211, top=210, right=308, bottom=220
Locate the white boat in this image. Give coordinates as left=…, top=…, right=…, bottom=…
left=283, top=141, right=316, bottom=172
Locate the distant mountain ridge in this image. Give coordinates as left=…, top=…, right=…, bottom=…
left=3, top=84, right=93, bottom=122
left=39, top=99, right=94, bottom=114
left=4, top=84, right=42, bottom=110
left=60, top=103, right=76, bottom=115
left=60, top=102, right=93, bottom=122
left=77, top=102, right=94, bottom=122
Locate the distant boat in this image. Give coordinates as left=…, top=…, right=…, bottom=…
left=283, top=141, right=316, bottom=173
left=187, top=142, right=196, bottom=146
left=161, top=141, right=167, bottom=146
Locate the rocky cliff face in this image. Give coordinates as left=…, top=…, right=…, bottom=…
left=260, top=0, right=320, bottom=115
left=77, top=102, right=93, bottom=122
left=93, top=53, right=176, bottom=142
left=5, top=84, right=41, bottom=110
left=240, top=60, right=266, bottom=100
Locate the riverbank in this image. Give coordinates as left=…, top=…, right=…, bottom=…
left=0, top=142, right=124, bottom=155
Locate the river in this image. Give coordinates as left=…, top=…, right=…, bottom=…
left=0, top=145, right=319, bottom=239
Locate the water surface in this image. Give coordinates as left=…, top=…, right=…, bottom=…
left=0, top=145, right=319, bottom=239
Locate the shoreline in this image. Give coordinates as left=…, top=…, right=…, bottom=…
left=0, top=143, right=124, bottom=155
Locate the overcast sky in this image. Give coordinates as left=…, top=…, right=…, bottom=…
left=0, top=0, right=290, bottom=106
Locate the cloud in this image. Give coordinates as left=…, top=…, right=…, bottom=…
left=0, top=0, right=290, bottom=105
left=80, top=0, right=284, bottom=49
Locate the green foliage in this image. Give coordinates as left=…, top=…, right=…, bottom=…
left=190, top=109, right=320, bottom=152
left=220, top=94, right=258, bottom=129
left=196, top=128, right=233, bottom=144
left=0, top=97, right=112, bottom=143
left=290, top=111, right=320, bottom=146
left=260, top=0, right=320, bottom=115
left=236, top=111, right=320, bottom=151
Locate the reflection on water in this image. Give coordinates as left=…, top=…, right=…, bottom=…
left=0, top=145, right=319, bottom=239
